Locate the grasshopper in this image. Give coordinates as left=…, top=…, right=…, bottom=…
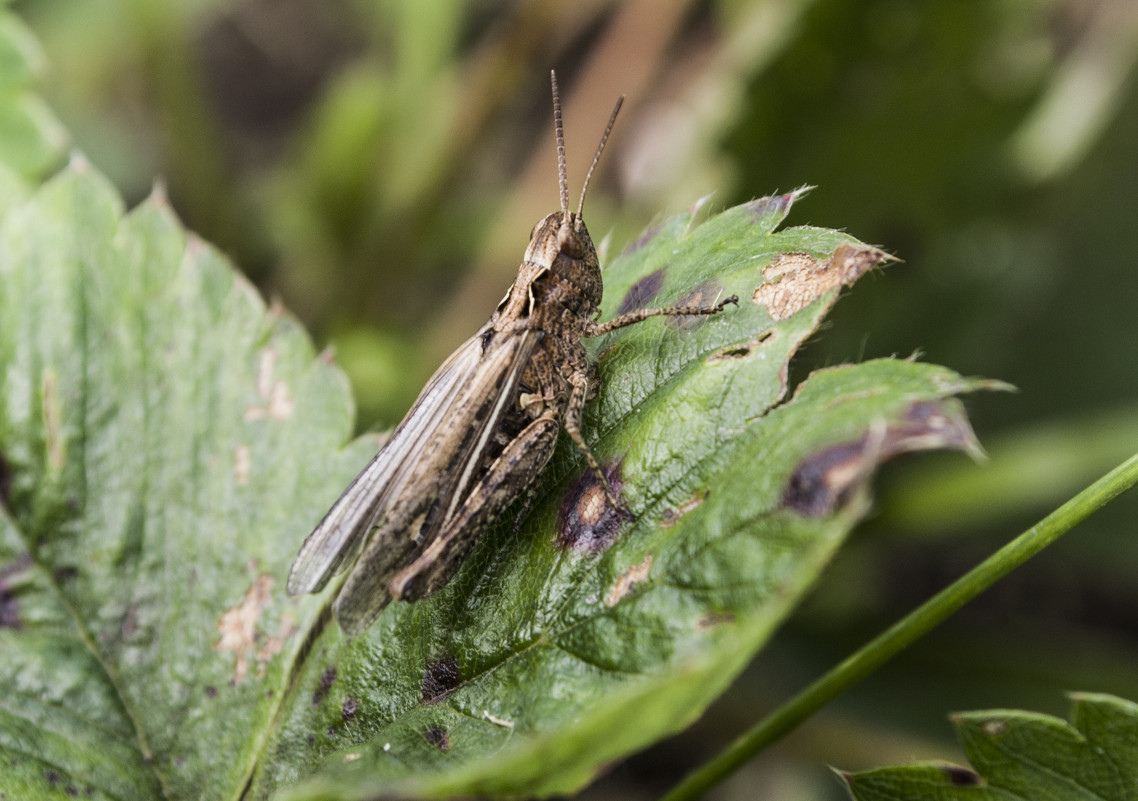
left=287, top=71, right=737, bottom=635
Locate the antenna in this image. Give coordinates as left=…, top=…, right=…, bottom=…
left=577, top=95, right=623, bottom=225
left=551, top=71, right=569, bottom=220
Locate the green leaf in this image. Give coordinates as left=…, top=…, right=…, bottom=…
left=0, top=155, right=993, bottom=800
left=248, top=196, right=994, bottom=800
left=0, top=163, right=374, bottom=800
left=0, top=9, right=67, bottom=182
left=841, top=692, right=1138, bottom=801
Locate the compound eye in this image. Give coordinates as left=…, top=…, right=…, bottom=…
left=558, top=220, right=585, bottom=258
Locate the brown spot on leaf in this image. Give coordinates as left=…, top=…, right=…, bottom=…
left=782, top=400, right=979, bottom=516
left=422, top=655, right=461, bottom=703
left=46, top=769, right=60, bottom=784
left=214, top=574, right=274, bottom=684
left=622, top=221, right=665, bottom=255
left=617, top=268, right=666, bottom=315
left=0, top=553, right=32, bottom=630
left=425, top=726, right=450, bottom=751
left=604, top=554, right=653, bottom=607
left=558, top=462, right=628, bottom=552
left=245, top=348, right=295, bottom=421
left=660, top=491, right=708, bottom=528
left=42, top=369, right=65, bottom=471
left=698, top=612, right=736, bottom=630
left=753, top=244, right=887, bottom=321
left=341, top=697, right=358, bottom=721
left=312, top=666, right=337, bottom=705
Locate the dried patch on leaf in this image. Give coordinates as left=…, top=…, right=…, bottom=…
left=616, top=268, right=666, bottom=315
left=557, top=462, right=628, bottom=552
left=979, top=716, right=1009, bottom=736
left=245, top=348, right=295, bottom=420
left=706, top=331, right=773, bottom=364
left=42, top=368, right=65, bottom=471
left=782, top=400, right=979, bottom=516
left=660, top=490, right=708, bottom=528
left=214, top=574, right=274, bottom=684
left=482, top=710, right=514, bottom=728
left=604, top=554, right=653, bottom=607
left=698, top=612, right=736, bottom=630
left=422, top=655, right=461, bottom=703
left=255, top=611, right=292, bottom=669
left=0, top=553, right=32, bottom=629
left=424, top=726, right=451, bottom=751
left=753, top=244, right=887, bottom=321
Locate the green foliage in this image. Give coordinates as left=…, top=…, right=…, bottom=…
left=0, top=162, right=373, bottom=800
left=0, top=8, right=65, bottom=205
left=842, top=693, right=1138, bottom=801
left=0, top=125, right=984, bottom=801
left=4, top=3, right=1137, bottom=801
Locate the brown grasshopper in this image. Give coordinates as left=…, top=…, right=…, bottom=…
left=287, top=71, right=737, bottom=635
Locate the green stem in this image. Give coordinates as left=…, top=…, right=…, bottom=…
left=659, top=452, right=1138, bottom=801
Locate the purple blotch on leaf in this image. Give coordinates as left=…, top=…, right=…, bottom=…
left=0, top=554, right=31, bottom=629
left=422, top=655, right=461, bottom=703
left=557, top=461, right=628, bottom=553
left=425, top=726, right=450, bottom=751
left=311, top=666, right=336, bottom=705
left=621, top=221, right=665, bottom=256
left=616, top=268, right=666, bottom=315
left=341, top=697, right=358, bottom=721
left=944, top=765, right=982, bottom=786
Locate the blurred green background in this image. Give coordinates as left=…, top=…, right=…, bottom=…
left=13, top=0, right=1138, bottom=797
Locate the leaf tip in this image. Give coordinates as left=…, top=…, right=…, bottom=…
left=781, top=400, right=980, bottom=516
left=753, top=244, right=888, bottom=321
